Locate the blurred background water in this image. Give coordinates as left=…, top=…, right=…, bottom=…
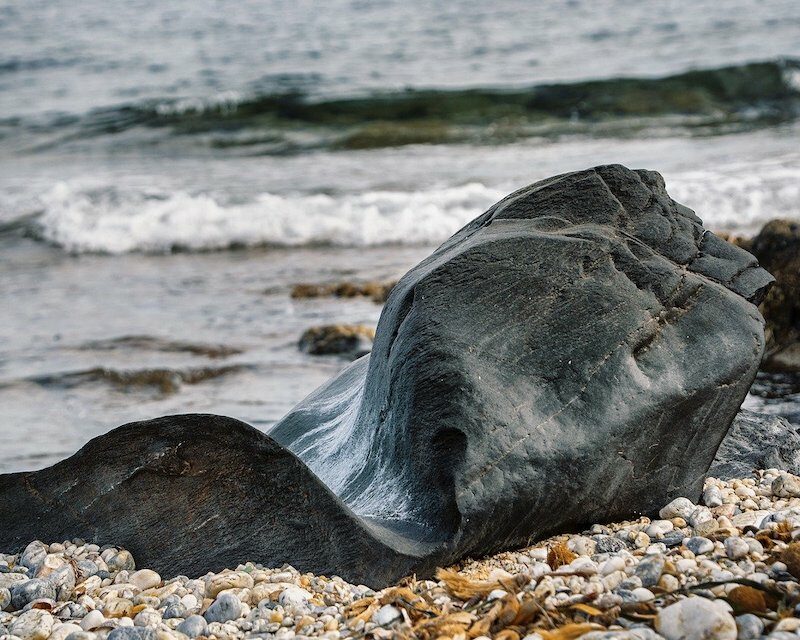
left=1, top=0, right=799, bottom=471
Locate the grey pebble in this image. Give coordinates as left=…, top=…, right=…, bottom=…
left=593, top=535, right=628, bottom=554
left=685, top=536, right=715, bottom=555
left=106, top=627, right=157, bottom=640
left=177, top=615, right=208, bottom=638
left=9, top=578, right=56, bottom=611
left=735, top=613, right=764, bottom=639
left=634, top=555, right=665, bottom=587
left=163, top=603, right=186, bottom=619
left=204, top=592, right=242, bottom=623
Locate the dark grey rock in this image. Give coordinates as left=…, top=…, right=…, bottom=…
left=177, top=615, right=208, bottom=638
left=593, top=536, right=629, bottom=554
left=9, top=578, right=56, bottom=611
left=106, top=628, right=157, bottom=640
left=0, top=165, right=772, bottom=587
left=710, top=409, right=800, bottom=479
left=204, top=592, right=242, bottom=623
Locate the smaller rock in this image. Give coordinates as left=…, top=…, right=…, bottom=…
left=694, top=519, right=719, bottom=537
left=9, top=579, right=56, bottom=611
left=703, top=486, right=723, bottom=508
left=634, top=555, right=665, bottom=587
left=204, top=592, right=242, bottom=623
left=725, top=537, right=750, bottom=560
left=19, top=543, right=48, bottom=574
left=8, top=609, right=54, bottom=640
left=372, top=604, right=402, bottom=626
left=79, top=610, right=106, bottom=631
left=206, top=571, right=253, bottom=598
left=685, top=537, right=715, bottom=556
left=772, top=473, right=800, bottom=498
left=106, top=628, right=156, bottom=640
left=128, top=570, right=160, bottom=592
left=659, top=497, right=696, bottom=521
left=176, top=615, right=207, bottom=639
left=106, top=551, right=135, bottom=573
left=298, top=325, right=375, bottom=359
left=735, top=613, right=763, bottom=640
left=278, top=586, right=312, bottom=609
left=655, top=597, right=737, bottom=640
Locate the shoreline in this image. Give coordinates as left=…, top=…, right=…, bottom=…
left=3, top=470, right=800, bottom=639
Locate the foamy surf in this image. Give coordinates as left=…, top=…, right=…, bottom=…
left=28, top=155, right=800, bottom=254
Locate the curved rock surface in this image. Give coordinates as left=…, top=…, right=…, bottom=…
left=0, top=165, right=774, bottom=586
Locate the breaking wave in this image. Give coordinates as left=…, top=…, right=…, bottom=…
left=24, top=154, right=800, bottom=254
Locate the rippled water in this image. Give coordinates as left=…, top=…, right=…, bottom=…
left=1, top=0, right=799, bottom=471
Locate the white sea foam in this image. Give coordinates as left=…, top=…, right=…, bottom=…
left=32, top=157, right=800, bottom=254
left=35, top=182, right=504, bottom=254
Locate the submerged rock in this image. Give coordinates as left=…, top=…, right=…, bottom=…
left=298, top=324, right=375, bottom=359
left=0, top=165, right=773, bottom=587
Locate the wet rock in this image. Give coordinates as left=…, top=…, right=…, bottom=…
left=0, top=165, right=772, bottom=587
left=290, top=280, right=396, bottom=304
left=748, top=219, right=800, bottom=372
left=711, top=410, right=800, bottom=479
left=298, top=324, right=375, bottom=359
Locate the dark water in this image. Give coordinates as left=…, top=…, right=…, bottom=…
left=1, top=0, right=799, bottom=471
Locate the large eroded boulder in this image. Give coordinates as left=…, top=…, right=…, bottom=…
left=0, top=165, right=774, bottom=586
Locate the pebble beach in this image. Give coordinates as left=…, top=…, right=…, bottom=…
left=5, top=470, right=800, bottom=640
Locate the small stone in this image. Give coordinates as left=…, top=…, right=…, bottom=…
left=635, top=555, right=665, bottom=587
left=774, top=617, right=800, bottom=632
left=106, top=628, right=157, bottom=640
left=372, top=604, right=402, bottom=626
left=129, top=570, right=160, bottom=592
left=176, top=615, right=207, bottom=639
left=703, top=486, right=723, bottom=508
left=106, top=551, right=135, bottom=573
left=19, top=543, right=48, bottom=574
left=104, top=597, right=134, bottom=618
left=163, top=603, right=186, bottom=619
left=8, top=609, right=54, bottom=640
left=631, top=587, right=655, bottom=602
left=0, top=587, right=10, bottom=610
left=9, top=579, right=56, bottom=610
left=660, top=497, right=696, bottom=521
left=655, top=597, right=737, bottom=640
left=725, top=537, right=750, bottom=560
left=132, top=608, right=161, bottom=627
left=278, top=586, right=311, bottom=609
left=735, top=613, right=763, bottom=640
left=773, top=473, right=800, bottom=498
left=49, top=623, right=83, bottom=640
left=593, top=535, right=628, bottom=554
left=65, top=633, right=98, bottom=640
left=205, top=572, right=253, bottom=598
left=80, top=610, right=106, bottom=631
left=685, top=537, right=715, bottom=556
left=694, top=519, right=719, bottom=537
left=204, top=592, right=242, bottom=623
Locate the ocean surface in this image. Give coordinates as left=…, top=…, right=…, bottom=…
left=1, top=0, right=800, bottom=472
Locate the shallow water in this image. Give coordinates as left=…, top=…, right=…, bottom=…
left=1, top=0, right=799, bottom=472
